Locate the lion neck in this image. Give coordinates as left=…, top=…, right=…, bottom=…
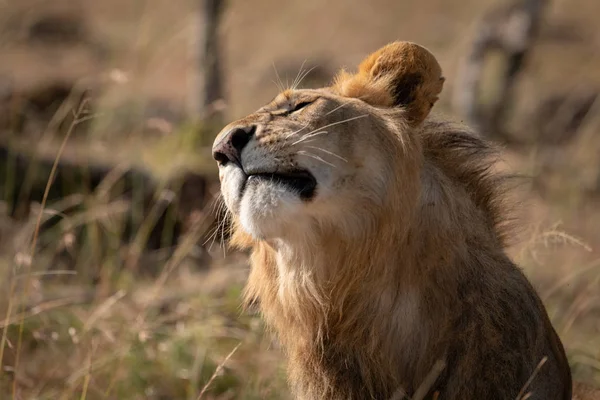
left=248, top=214, right=421, bottom=397
left=241, top=134, right=501, bottom=397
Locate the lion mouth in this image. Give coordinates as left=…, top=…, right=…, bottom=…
left=247, top=170, right=317, bottom=200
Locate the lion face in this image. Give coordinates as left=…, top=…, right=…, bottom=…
left=213, top=42, right=445, bottom=240
left=213, top=89, right=395, bottom=240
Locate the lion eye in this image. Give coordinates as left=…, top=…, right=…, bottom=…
left=290, top=101, right=312, bottom=114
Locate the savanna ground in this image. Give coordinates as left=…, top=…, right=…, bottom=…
left=0, top=0, right=599, bottom=398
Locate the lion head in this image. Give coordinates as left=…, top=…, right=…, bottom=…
left=213, top=41, right=444, bottom=243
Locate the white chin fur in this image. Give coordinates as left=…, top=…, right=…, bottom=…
left=239, top=180, right=304, bottom=239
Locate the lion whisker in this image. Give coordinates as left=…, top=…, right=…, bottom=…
left=291, top=60, right=308, bottom=91
left=272, top=62, right=285, bottom=92
left=204, top=197, right=225, bottom=249
left=203, top=217, right=220, bottom=249
left=271, top=79, right=283, bottom=92
left=220, top=207, right=228, bottom=258
left=285, top=122, right=311, bottom=139
left=206, top=196, right=229, bottom=253
left=294, top=114, right=369, bottom=145
left=304, top=146, right=348, bottom=162
left=293, top=65, right=318, bottom=90
left=324, top=101, right=352, bottom=116
left=291, top=130, right=328, bottom=146
left=287, top=114, right=367, bottom=144
left=297, top=151, right=337, bottom=168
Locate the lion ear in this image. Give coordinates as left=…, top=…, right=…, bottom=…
left=332, top=41, right=445, bottom=125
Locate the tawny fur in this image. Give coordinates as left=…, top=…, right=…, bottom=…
left=214, top=41, right=583, bottom=399
left=333, top=42, right=444, bottom=125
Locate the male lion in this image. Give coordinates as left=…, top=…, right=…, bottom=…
left=212, top=42, right=575, bottom=399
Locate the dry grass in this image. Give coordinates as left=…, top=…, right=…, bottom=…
left=0, top=0, right=599, bottom=398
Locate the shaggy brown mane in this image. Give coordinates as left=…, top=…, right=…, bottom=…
left=420, top=119, right=516, bottom=247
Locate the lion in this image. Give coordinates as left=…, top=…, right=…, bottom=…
left=211, top=41, right=588, bottom=399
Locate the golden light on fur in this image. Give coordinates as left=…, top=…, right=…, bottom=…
left=332, top=41, right=445, bottom=124
left=212, top=41, right=583, bottom=399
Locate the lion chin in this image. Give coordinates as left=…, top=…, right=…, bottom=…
left=238, top=174, right=308, bottom=239
left=210, top=41, right=590, bottom=400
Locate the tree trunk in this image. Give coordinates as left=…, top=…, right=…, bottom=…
left=188, top=0, right=226, bottom=144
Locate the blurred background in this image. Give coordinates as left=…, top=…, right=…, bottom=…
left=0, top=0, right=599, bottom=398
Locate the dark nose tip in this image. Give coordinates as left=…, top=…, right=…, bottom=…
left=212, top=125, right=256, bottom=167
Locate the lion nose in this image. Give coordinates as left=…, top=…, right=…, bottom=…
left=212, top=125, right=256, bottom=167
